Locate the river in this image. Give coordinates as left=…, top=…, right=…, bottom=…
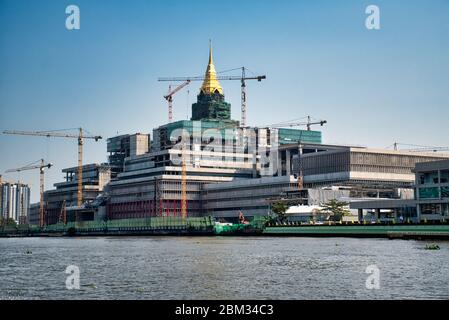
left=1, top=237, right=448, bottom=299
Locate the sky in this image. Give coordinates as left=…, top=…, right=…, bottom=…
left=1, top=0, right=448, bottom=202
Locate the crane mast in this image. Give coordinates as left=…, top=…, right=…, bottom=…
left=241, top=67, right=247, bottom=127
left=77, top=128, right=83, bottom=207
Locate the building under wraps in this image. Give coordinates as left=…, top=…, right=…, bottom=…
left=29, top=46, right=449, bottom=224
left=104, top=46, right=322, bottom=221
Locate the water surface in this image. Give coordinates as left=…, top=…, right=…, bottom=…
left=1, top=237, right=448, bottom=299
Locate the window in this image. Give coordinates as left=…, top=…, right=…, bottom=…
left=420, top=204, right=441, bottom=215
left=419, top=171, right=439, bottom=184
left=443, top=203, right=449, bottom=216
left=418, top=187, right=439, bottom=199
left=441, top=186, right=449, bottom=199
left=441, top=170, right=449, bottom=184
left=418, top=173, right=425, bottom=185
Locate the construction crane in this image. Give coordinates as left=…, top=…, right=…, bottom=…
left=391, top=142, right=449, bottom=153
left=5, top=159, right=52, bottom=228
left=164, top=80, right=191, bottom=122
left=2, top=128, right=102, bottom=207
left=158, top=67, right=266, bottom=127
left=269, top=116, right=327, bottom=130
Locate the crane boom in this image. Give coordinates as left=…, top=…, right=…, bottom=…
left=2, top=129, right=101, bottom=140
left=2, top=128, right=102, bottom=207
left=164, top=80, right=191, bottom=99
left=391, top=142, right=449, bottom=152
left=267, top=116, right=327, bottom=131
left=158, top=75, right=266, bottom=82
left=5, top=162, right=51, bottom=172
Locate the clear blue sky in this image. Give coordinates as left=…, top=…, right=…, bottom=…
left=1, top=0, right=448, bottom=202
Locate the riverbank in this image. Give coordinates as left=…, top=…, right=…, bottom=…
left=2, top=223, right=449, bottom=240
left=263, top=224, right=449, bottom=240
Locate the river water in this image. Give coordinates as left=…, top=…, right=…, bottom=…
left=0, top=237, right=448, bottom=300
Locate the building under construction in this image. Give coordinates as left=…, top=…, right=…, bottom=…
left=26, top=45, right=449, bottom=225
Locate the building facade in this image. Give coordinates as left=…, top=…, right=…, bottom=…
left=415, top=160, right=449, bottom=221
left=34, top=163, right=111, bottom=225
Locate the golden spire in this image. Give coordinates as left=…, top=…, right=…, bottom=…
left=200, top=40, right=223, bottom=95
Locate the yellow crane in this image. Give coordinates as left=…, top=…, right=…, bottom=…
left=5, top=159, right=52, bottom=228
left=2, top=128, right=102, bottom=207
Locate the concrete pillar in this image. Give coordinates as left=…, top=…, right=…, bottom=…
left=277, top=150, right=282, bottom=176
left=286, top=149, right=291, bottom=176
left=375, top=208, right=381, bottom=221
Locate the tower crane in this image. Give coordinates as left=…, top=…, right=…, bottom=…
left=5, top=159, right=52, bottom=228
left=391, top=142, right=449, bottom=153
left=158, top=67, right=266, bottom=127
left=164, top=80, right=191, bottom=122
left=2, top=128, right=102, bottom=207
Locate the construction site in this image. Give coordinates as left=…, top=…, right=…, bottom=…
left=2, top=43, right=449, bottom=237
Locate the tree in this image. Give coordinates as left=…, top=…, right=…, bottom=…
left=271, top=202, right=288, bottom=222
left=0, top=217, right=17, bottom=228
left=318, top=199, right=350, bottom=222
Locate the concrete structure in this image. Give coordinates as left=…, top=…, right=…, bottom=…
left=350, top=159, right=449, bottom=223
left=38, top=164, right=111, bottom=225
left=33, top=47, right=449, bottom=226
left=202, top=176, right=350, bottom=220
left=203, top=176, right=298, bottom=219
left=28, top=203, right=40, bottom=226
left=107, top=133, right=151, bottom=176
left=104, top=47, right=322, bottom=221
left=415, top=159, right=449, bottom=222
left=0, top=177, right=30, bottom=224
left=350, top=199, right=417, bottom=223
left=300, top=147, right=449, bottom=188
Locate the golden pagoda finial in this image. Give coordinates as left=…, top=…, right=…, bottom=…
left=200, top=40, right=223, bottom=95
left=208, top=39, right=213, bottom=64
